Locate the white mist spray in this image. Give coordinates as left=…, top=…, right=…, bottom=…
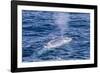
left=53, top=12, right=70, bottom=37
left=43, top=12, right=72, bottom=49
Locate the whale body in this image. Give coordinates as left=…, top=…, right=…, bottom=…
left=44, top=37, right=72, bottom=49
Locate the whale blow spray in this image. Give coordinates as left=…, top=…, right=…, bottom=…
left=44, top=12, right=72, bottom=49
left=54, top=12, right=70, bottom=36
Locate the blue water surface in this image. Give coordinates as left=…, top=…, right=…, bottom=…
left=22, top=10, right=90, bottom=62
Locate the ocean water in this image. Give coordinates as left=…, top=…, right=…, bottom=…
left=22, top=10, right=90, bottom=62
